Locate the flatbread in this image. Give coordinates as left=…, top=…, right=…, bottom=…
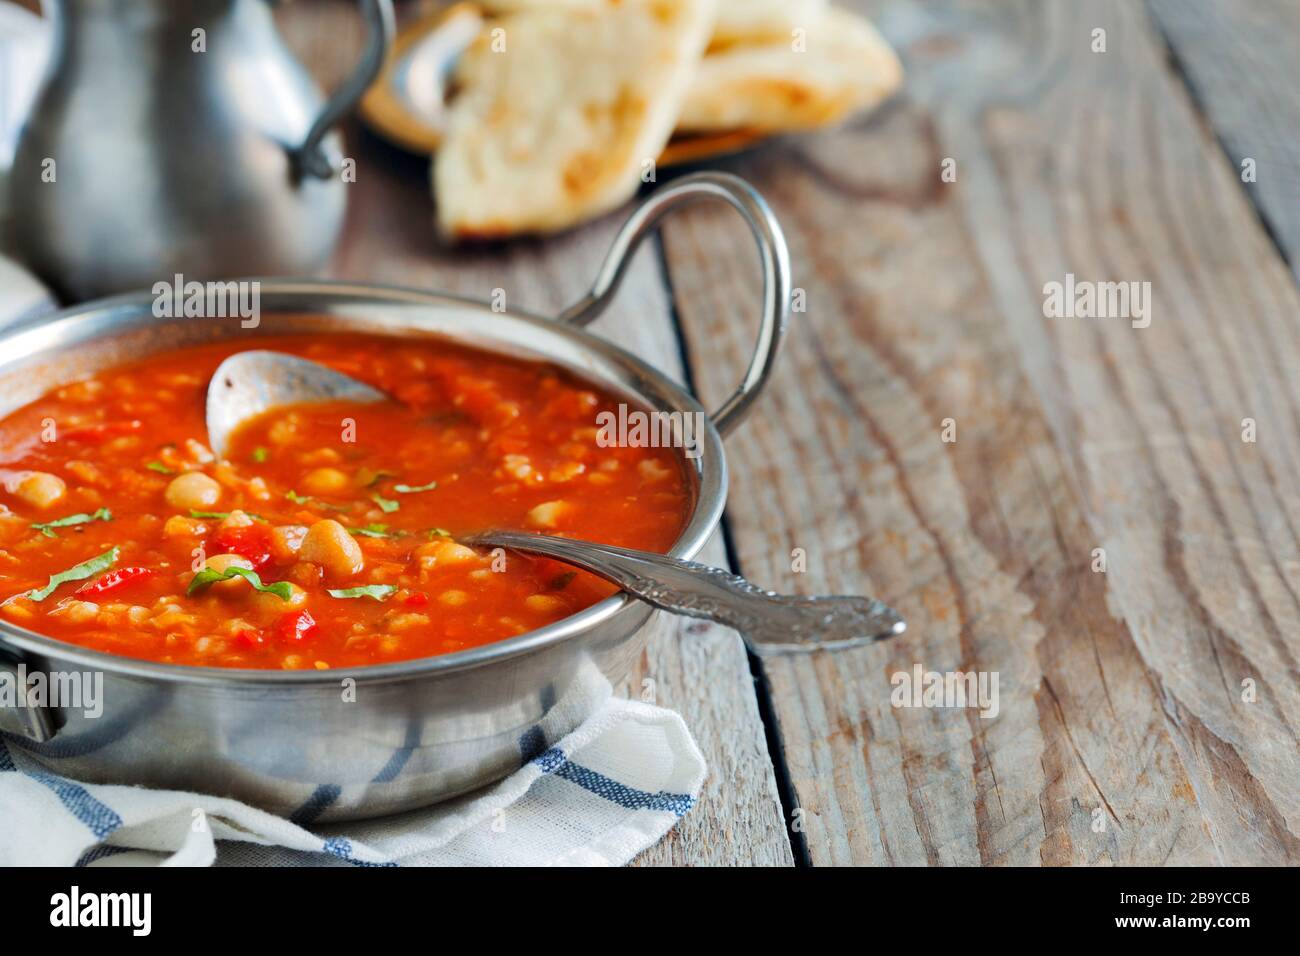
left=475, top=0, right=598, bottom=10
left=476, top=0, right=826, bottom=46
left=435, top=0, right=717, bottom=239
left=676, top=6, right=902, bottom=133
left=711, top=0, right=828, bottom=47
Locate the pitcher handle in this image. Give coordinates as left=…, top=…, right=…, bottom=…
left=556, top=172, right=792, bottom=437
left=292, top=0, right=396, bottom=179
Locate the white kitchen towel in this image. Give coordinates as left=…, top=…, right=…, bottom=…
left=0, top=697, right=706, bottom=867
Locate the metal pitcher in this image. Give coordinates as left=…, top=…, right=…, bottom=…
left=7, top=0, right=394, bottom=302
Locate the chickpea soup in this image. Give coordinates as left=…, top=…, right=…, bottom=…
left=0, top=335, right=691, bottom=669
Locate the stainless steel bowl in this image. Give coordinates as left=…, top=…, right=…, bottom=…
left=0, top=173, right=791, bottom=820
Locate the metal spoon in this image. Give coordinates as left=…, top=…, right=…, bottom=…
left=465, top=531, right=906, bottom=655
left=205, top=352, right=907, bottom=651
left=206, top=351, right=388, bottom=458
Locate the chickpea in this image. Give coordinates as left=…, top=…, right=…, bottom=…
left=250, top=581, right=308, bottom=619
left=218, top=510, right=255, bottom=531
left=194, top=636, right=225, bottom=656
left=12, top=471, right=66, bottom=509
left=204, top=553, right=250, bottom=574
left=548, top=462, right=585, bottom=483
left=66, top=460, right=105, bottom=485
left=51, top=599, right=100, bottom=624
left=164, top=471, right=221, bottom=510
left=414, top=538, right=479, bottom=570
left=299, top=519, right=364, bottom=578
left=163, top=515, right=207, bottom=538
left=268, top=414, right=300, bottom=445
left=301, top=467, right=350, bottom=496
left=638, top=459, right=672, bottom=482
left=185, top=439, right=215, bottom=464
left=201, top=553, right=253, bottom=594
left=386, top=613, right=430, bottom=632
left=503, top=454, right=533, bottom=479
left=525, top=500, right=569, bottom=529
left=246, top=477, right=272, bottom=502
left=524, top=593, right=566, bottom=614
left=0, top=600, right=33, bottom=622
left=269, top=524, right=308, bottom=564
left=286, top=560, right=323, bottom=588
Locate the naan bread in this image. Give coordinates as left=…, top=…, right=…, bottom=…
left=676, top=6, right=902, bottom=133
left=435, top=0, right=716, bottom=238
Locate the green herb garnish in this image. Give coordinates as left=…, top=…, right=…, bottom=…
left=31, top=508, right=112, bottom=539
left=25, top=547, right=119, bottom=601
left=347, top=523, right=402, bottom=539
left=285, top=490, right=348, bottom=512
left=188, top=509, right=267, bottom=524
left=356, top=468, right=395, bottom=488
left=394, top=480, right=437, bottom=494
left=371, top=493, right=400, bottom=514
left=251, top=447, right=269, bottom=463
left=327, top=584, right=396, bottom=601
left=145, top=461, right=174, bottom=474
left=427, top=528, right=451, bottom=539
left=187, top=566, right=292, bottom=600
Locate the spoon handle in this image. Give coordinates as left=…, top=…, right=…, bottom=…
left=468, top=532, right=906, bottom=654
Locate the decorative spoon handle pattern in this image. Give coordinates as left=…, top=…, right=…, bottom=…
left=468, top=531, right=906, bottom=654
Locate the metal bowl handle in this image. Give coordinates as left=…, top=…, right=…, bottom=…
left=291, top=0, right=397, bottom=179
left=556, top=172, right=792, bottom=437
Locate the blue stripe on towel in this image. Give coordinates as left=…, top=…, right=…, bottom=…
left=531, top=745, right=567, bottom=774
left=531, top=744, right=693, bottom=817
left=75, top=844, right=133, bottom=867
left=321, top=836, right=397, bottom=868
left=0, top=738, right=123, bottom=838
left=555, top=762, right=695, bottom=817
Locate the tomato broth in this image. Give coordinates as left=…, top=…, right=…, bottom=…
left=0, top=334, right=691, bottom=669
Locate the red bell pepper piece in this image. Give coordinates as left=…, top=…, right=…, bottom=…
left=235, top=628, right=266, bottom=649
left=275, top=610, right=318, bottom=643
left=403, top=591, right=429, bottom=607
left=73, top=566, right=155, bottom=598
left=212, top=525, right=274, bottom=570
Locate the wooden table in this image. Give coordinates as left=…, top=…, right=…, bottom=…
left=284, top=0, right=1300, bottom=865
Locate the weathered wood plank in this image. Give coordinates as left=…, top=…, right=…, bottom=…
left=660, top=0, right=1299, bottom=864
left=281, top=0, right=793, bottom=867
left=1147, top=0, right=1300, bottom=283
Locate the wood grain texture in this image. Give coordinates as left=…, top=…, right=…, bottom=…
left=659, top=0, right=1299, bottom=864
left=1147, top=0, right=1300, bottom=282
left=280, top=0, right=792, bottom=867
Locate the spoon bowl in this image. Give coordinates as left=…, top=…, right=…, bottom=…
left=206, top=350, right=388, bottom=458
